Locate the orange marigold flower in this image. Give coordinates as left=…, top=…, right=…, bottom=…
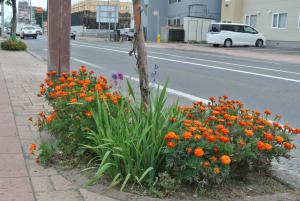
left=69, top=82, right=77, bottom=87
left=80, top=66, right=87, bottom=72
left=85, top=111, right=92, bottom=118
left=70, top=98, right=77, bottom=103
left=212, top=110, right=220, bottom=115
left=265, top=143, right=272, bottom=151
left=71, top=70, right=77, bottom=76
left=186, top=147, right=192, bottom=154
left=239, top=140, right=245, bottom=147
left=58, top=77, right=66, bottom=82
left=244, top=129, right=254, bottom=137
left=85, top=96, right=94, bottom=102
left=194, top=147, right=204, bottom=158
left=221, top=128, right=229, bottom=135
left=210, top=156, right=217, bottom=162
left=239, top=121, right=247, bottom=127
left=207, top=135, right=216, bottom=143
left=40, top=88, right=46, bottom=94
left=264, top=133, right=274, bottom=141
left=221, top=155, right=231, bottom=165
left=169, top=117, right=177, bottom=123
left=264, top=109, right=272, bottom=116
left=202, top=161, right=210, bottom=167
left=216, top=124, right=225, bottom=130
left=275, top=136, right=284, bottom=143
left=183, top=132, right=192, bottom=140
left=194, top=134, right=202, bottom=140
left=164, top=132, right=179, bottom=141
left=188, top=127, right=197, bottom=132
left=166, top=141, right=176, bottom=149
left=283, top=142, right=294, bottom=150
left=29, top=143, right=37, bottom=155
left=222, top=137, right=230, bottom=143
left=257, top=141, right=266, bottom=151
left=214, top=167, right=220, bottom=174
left=209, top=97, right=216, bottom=102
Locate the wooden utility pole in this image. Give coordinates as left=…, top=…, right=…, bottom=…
left=48, top=0, right=71, bottom=74
left=133, top=0, right=149, bottom=109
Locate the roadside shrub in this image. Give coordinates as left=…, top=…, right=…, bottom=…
left=163, top=96, right=299, bottom=188
left=1, top=36, right=27, bottom=51
left=83, top=83, right=183, bottom=190
left=36, top=67, right=122, bottom=158
left=33, top=66, right=299, bottom=193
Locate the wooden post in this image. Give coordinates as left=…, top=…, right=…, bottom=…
left=133, top=0, right=149, bottom=109
left=48, top=0, right=71, bottom=74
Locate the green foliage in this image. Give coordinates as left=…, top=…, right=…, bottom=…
left=34, top=10, right=47, bottom=28
left=83, top=82, right=183, bottom=190
left=1, top=37, right=27, bottom=51
left=38, top=143, right=55, bottom=166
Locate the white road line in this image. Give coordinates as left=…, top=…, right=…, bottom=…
left=72, top=41, right=281, bottom=65
left=71, top=43, right=300, bottom=84
left=71, top=57, right=209, bottom=103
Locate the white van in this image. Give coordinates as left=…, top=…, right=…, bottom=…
left=207, top=23, right=265, bottom=48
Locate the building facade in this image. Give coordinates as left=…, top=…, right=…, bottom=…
left=221, top=0, right=300, bottom=47
left=71, top=0, right=132, bottom=30
left=143, top=0, right=221, bottom=41
left=18, top=0, right=35, bottom=24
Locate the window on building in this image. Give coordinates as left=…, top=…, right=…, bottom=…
left=272, top=13, right=287, bottom=28
left=177, top=19, right=180, bottom=26
left=298, top=12, right=300, bottom=28
left=169, top=0, right=178, bottom=4
left=245, top=15, right=257, bottom=27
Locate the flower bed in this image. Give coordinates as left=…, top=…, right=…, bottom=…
left=1, top=36, right=27, bottom=51
left=32, top=67, right=299, bottom=195
left=164, top=97, right=298, bottom=187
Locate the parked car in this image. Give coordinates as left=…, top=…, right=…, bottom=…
left=20, top=26, right=38, bottom=39
left=120, top=28, right=134, bottom=41
left=70, top=31, right=76, bottom=40
left=35, top=26, right=43, bottom=35
left=207, top=23, right=265, bottom=48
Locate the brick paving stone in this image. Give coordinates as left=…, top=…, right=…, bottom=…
left=0, top=113, right=15, bottom=124
left=31, top=176, right=55, bottom=192
left=79, top=189, right=118, bottom=201
left=0, top=136, right=22, bottom=154
left=36, top=190, right=83, bottom=201
left=51, top=174, right=77, bottom=191
left=241, top=192, right=300, bottom=201
left=0, top=124, right=17, bottom=136
left=0, top=177, right=35, bottom=201
left=26, top=159, right=59, bottom=177
left=0, top=154, right=28, bottom=177
left=0, top=104, right=13, bottom=113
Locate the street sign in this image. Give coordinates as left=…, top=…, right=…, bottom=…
left=96, top=5, right=119, bottom=23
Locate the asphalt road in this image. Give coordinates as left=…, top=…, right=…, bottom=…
left=25, top=36, right=300, bottom=125
left=24, top=36, right=300, bottom=187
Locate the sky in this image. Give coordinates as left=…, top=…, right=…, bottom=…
left=2, top=0, right=131, bottom=22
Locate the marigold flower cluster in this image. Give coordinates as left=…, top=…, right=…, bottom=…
left=164, top=96, right=298, bottom=183
left=36, top=66, right=122, bottom=127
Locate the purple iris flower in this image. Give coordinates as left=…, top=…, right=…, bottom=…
left=112, top=73, right=118, bottom=80
left=118, top=72, right=124, bottom=80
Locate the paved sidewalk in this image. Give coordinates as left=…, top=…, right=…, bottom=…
left=0, top=49, right=299, bottom=201
left=0, top=50, right=118, bottom=201
left=147, top=43, right=300, bottom=64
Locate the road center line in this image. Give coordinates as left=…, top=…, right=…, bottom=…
left=71, top=57, right=209, bottom=103
left=73, top=40, right=281, bottom=65
left=71, top=43, right=300, bottom=84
